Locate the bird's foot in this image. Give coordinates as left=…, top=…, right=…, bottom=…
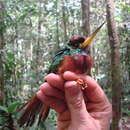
left=76, top=79, right=88, bottom=90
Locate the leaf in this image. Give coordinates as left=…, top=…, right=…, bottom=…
left=0, top=106, right=8, bottom=113
left=0, top=116, right=6, bottom=125
left=123, top=6, right=130, bottom=13
left=7, top=102, right=23, bottom=113
left=122, top=109, right=130, bottom=116
left=121, top=4, right=130, bottom=13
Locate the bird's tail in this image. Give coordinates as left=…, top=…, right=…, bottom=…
left=38, top=105, right=50, bottom=125
left=17, top=95, right=50, bottom=127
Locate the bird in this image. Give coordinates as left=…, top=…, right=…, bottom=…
left=17, top=22, right=105, bottom=127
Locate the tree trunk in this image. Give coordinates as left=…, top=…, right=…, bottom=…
left=125, top=24, right=130, bottom=81
left=124, top=0, right=130, bottom=82
left=36, top=1, right=42, bottom=75
left=0, top=0, right=5, bottom=105
left=81, top=0, right=91, bottom=75
left=56, top=0, right=60, bottom=49
left=126, top=39, right=130, bottom=81
left=62, top=0, right=68, bottom=41
left=81, top=0, right=90, bottom=36
left=106, top=0, right=122, bottom=129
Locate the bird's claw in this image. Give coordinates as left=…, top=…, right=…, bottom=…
left=76, top=78, right=88, bottom=90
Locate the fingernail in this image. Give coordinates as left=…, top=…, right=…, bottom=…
left=65, top=81, right=80, bottom=96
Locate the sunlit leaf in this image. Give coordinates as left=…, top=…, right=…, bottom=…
left=7, top=102, right=23, bottom=113
left=0, top=106, right=8, bottom=113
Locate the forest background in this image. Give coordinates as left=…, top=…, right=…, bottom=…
left=0, top=0, right=130, bottom=129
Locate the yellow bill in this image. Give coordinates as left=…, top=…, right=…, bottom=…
left=80, top=22, right=106, bottom=48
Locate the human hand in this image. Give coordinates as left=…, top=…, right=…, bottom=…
left=37, top=71, right=112, bottom=130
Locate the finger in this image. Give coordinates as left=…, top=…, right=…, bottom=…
left=63, top=71, right=80, bottom=81
left=64, top=81, right=85, bottom=110
left=37, top=91, right=66, bottom=113
left=86, top=102, right=112, bottom=114
left=83, top=76, right=110, bottom=103
left=64, top=71, right=109, bottom=104
left=45, top=73, right=64, bottom=91
left=40, top=82, right=65, bottom=100
left=64, top=81, right=90, bottom=122
left=57, top=110, right=70, bottom=130
left=57, top=110, right=70, bottom=121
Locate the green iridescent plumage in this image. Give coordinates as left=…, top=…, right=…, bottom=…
left=49, top=47, right=82, bottom=73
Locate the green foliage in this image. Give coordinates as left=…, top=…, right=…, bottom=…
left=121, top=5, right=130, bottom=13
left=122, top=109, right=130, bottom=116
left=3, top=52, right=16, bottom=79
left=0, top=106, right=8, bottom=113
left=5, top=0, right=38, bottom=26
left=5, top=52, right=16, bottom=68
left=0, top=24, right=6, bottom=32
left=0, top=102, right=22, bottom=114
left=7, top=102, right=23, bottom=113
left=0, top=101, right=22, bottom=129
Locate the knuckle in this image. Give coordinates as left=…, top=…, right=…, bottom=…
left=69, top=97, right=83, bottom=109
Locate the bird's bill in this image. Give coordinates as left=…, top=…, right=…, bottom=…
left=80, top=22, right=105, bottom=48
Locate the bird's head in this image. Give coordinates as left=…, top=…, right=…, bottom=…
left=68, top=22, right=105, bottom=49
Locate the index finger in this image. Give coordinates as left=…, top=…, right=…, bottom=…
left=44, top=73, right=64, bottom=91
left=63, top=71, right=107, bottom=103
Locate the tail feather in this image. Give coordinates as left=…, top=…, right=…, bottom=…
left=38, top=105, right=50, bottom=125
left=18, top=95, right=43, bottom=127
left=25, top=100, right=42, bottom=127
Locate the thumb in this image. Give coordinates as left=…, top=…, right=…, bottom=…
left=64, top=81, right=89, bottom=122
